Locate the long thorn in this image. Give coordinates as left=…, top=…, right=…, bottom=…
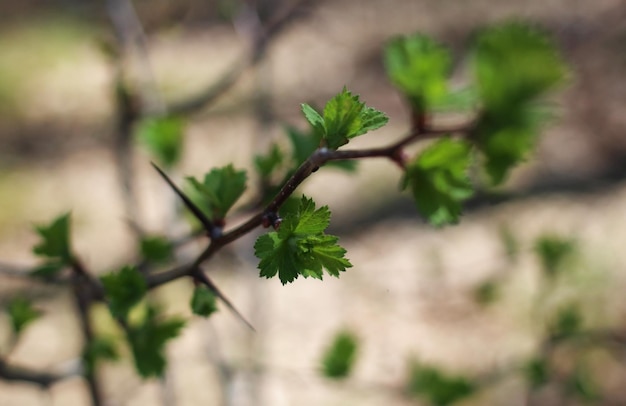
left=194, top=269, right=255, bottom=332
left=151, top=163, right=215, bottom=235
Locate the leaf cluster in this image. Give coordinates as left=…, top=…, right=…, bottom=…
left=187, top=164, right=247, bottom=222
left=254, top=196, right=352, bottom=284
left=301, top=87, right=388, bottom=149
left=320, top=330, right=359, bottom=379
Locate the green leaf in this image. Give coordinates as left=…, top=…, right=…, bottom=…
left=32, top=213, right=72, bottom=263
left=473, top=280, right=500, bottom=306
left=254, top=196, right=352, bottom=284
left=286, top=126, right=320, bottom=168
left=187, top=164, right=247, bottom=221
left=321, top=330, right=358, bottom=379
left=407, top=362, right=476, bottom=406
left=534, top=235, right=576, bottom=279
left=126, top=305, right=185, bottom=378
left=474, top=105, right=550, bottom=184
left=7, top=297, right=41, bottom=335
left=567, top=363, right=600, bottom=402
left=550, top=304, right=582, bottom=338
left=301, top=88, right=388, bottom=149
left=136, top=116, right=185, bottom=168
left=29, top=261, right=66, bottom=278
left=254, top=143, right=284, bottom=178
left=473, top=21, right=567, bottom=112
left=384, top=34, right=451, bottom=112
left=524, top=358, right=549, bottom=389
left=499, top=225, right=519, bottom=264
left=301, top=103, right=325, bottom=135
left=82, top=336, right=119, bottom=375
left=402, top=138, right=474, bottom=226
left=472, top=22, right=567, bottom=184
left=431, top=86, right=479, bottom=113
left=100, top=266, right=147, bottom=320
left=140, top=236, right=174, bottom=264
left=284, top=126, right=356, bottom=173
left=190, top=286, right=218, bottom=317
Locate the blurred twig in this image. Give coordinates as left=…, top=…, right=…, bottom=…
left=0, top=359, right=75, bottom=388
left=166, top=0, right=311, bottom=117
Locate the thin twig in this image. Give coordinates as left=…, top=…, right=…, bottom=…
left=166, top=0, right=311, bottom=117
left=0, top=359, right=74, bottom=388
left=70, top=260, right=103, bottom=406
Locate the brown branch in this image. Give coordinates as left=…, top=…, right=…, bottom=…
left=70, top=259, right=104, bottom=406
left=166, top=0, right=311, bottom=117
left=0, top=359, right=73, bottom=388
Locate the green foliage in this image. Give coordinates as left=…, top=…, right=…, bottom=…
left=137, top=116, right=185, bottom=168
left=473, top=280, right=500, bottom=306
left=254, top=143, right=284, bottom=179
left=29, top=260, right=66, bottom=278
left=187, top=164, right=247, bottom=221
left=7, top=297, right=41, bottom=335
left=320, top=330, right=359, bottom=379
left=550, top=304, right=582, bottom=338
left=524, top=358, right=549, bottom=389
left=254, top=196, right=352, bottom=284
left=534, top=235, right=576, bottom=278
left=567, top=364, right=600, bottom=402
left=32, top=213, right=72, bottom=263
left=82, top=336, right=119, bottom=375
left=100, top=266, right=147, bottom=320
left=301, top=88, right=388, bottom=149
left=384, top=34, right=451, bottom=112
left=407, top=362, right=476, bottom=406
left=473, top=22, right=567, bottom=112
left=140, top=236, right=174, bottom=264
left=126, top=305, right=185, bottom=378
left=285, top=126, right=356, bottom=172
left=402, top=138, right=474, bottom=226
left=190, top=285, right=218, bottom=317
left=472, top=22, right=567, bottom=184
left=499, top=226, right=520, bottom=264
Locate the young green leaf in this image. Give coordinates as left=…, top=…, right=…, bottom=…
left=126, top=305, right=185, bottom=378
left=190, top=285, right=218, bottom=317
left=472, top=22, right=567, bottom=184
left=534, top=235, right=576, bottom=279
left=407, top=362, right=476, bottom=406
left=524, top=358, right=549, bottom=389
left=100, top=266, right=147, bottom=320
left=384, top=34, right=451, bottom=112
left=254, top=196, right=352, bottom=284
left=473, top=280, right=500, bottom=306
left=567, top=363, right=600, bottom=402
left=32, top=213, right=72, bottom=263
left=321, top=330, right=359, bottom=379
left=82, top=336, right=119, bottom=375
left=140, top=236, right=174, bottom=264
left=474, top=105, right=548, bottom=184
left=402, top=138, right=474, bottom=226
left=187, top=164, right=247, bottom=221
left=549, top=304, right=582, bottom=338
left=137, top=116, right=185, bottom=168
left=473, top=21, right=567, bottom=112
left=7, top=297, right=41, bottom=335
left=30, top=261, right=66, bottom=278
left=301, top=88, right=388, bottom=149
left=254, top=143, right=284, bottom=179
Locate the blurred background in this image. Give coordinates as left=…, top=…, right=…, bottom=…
left=1, top=0, right=626, bottom=405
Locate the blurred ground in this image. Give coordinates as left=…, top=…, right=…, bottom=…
left=1, top=0, right=626, bottom=405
